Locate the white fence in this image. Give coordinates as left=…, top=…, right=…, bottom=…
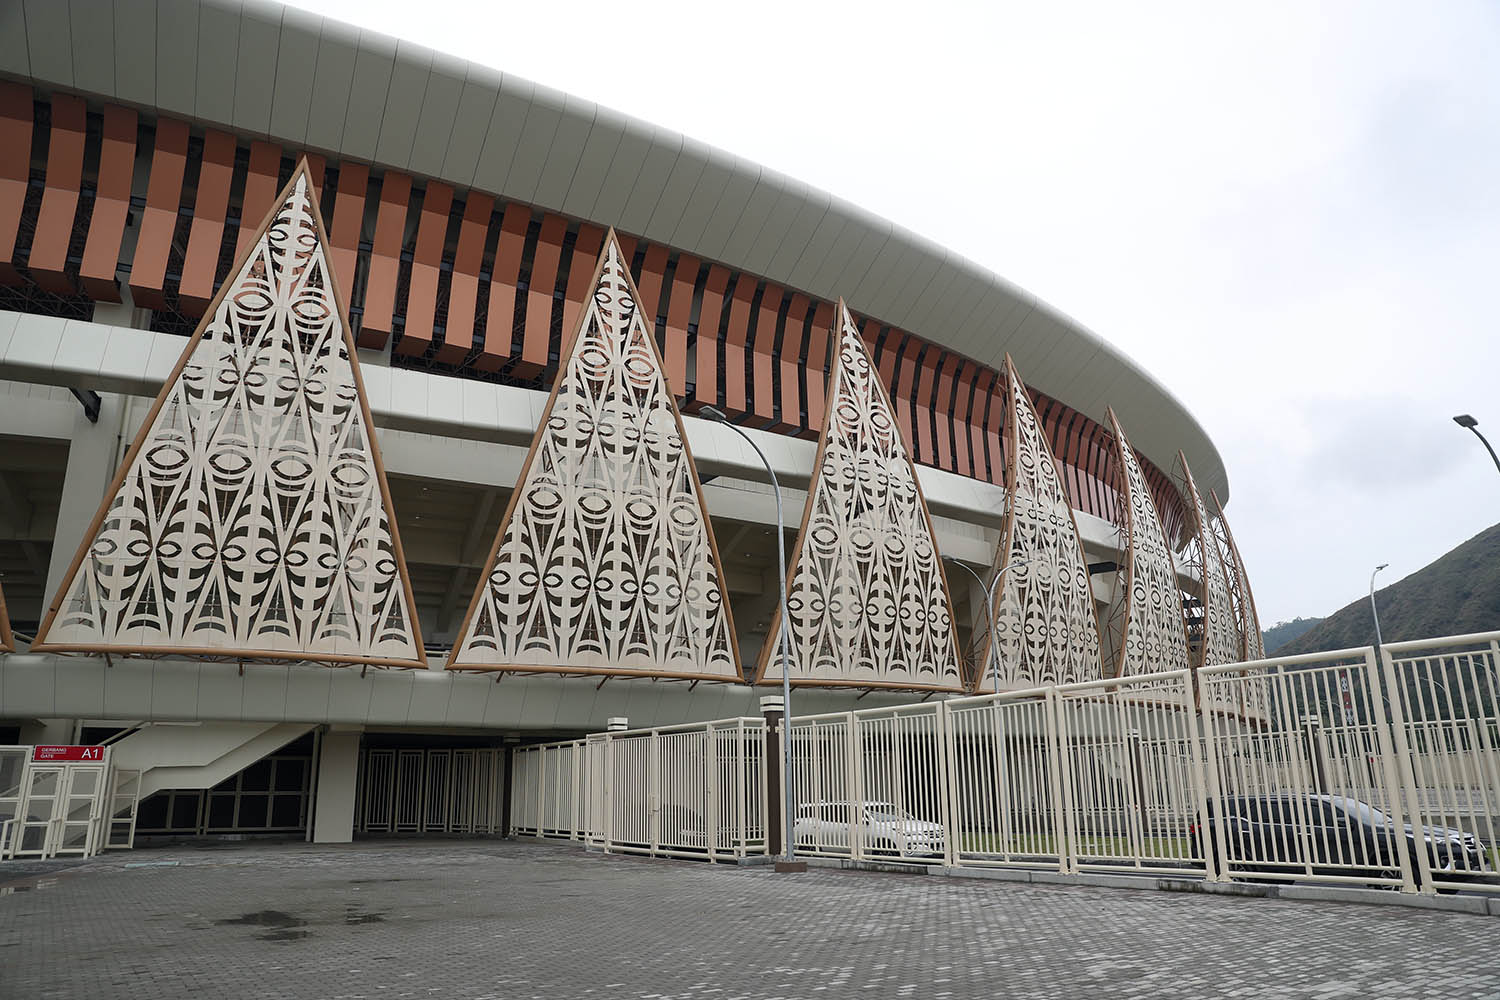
left=511, top=631, right=1500, bottom=896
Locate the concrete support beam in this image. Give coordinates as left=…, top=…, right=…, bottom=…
left=312, top=727, right=362, bottom=844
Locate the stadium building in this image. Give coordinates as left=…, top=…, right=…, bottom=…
left=0, top=0, right=1260, bottom=853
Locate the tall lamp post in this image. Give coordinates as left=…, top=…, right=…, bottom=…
left=699, top=406, right=795, bottom=866
left=1453, top=415, right=1500, bottom=475
left=943, top=555, right=1033, bottom=695
left=1369, top=563, right=1388, bottom=649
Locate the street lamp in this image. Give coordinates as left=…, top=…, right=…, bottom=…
left=699, top=405, right=795, bottom=865
left=1453, top=415, right=1500, bottom=475
left=1369, top=563, right=1388, bottom=650
left=943, top=555, right=1034, bottom=695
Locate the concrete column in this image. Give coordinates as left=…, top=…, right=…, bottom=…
left=312, top=726, right=362, bottom=844
left=46, top=393, right=128, bottom=602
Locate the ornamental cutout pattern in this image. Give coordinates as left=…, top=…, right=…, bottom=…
left=979, top=356, right=1103, bottom=691
left=446, top=234, right=741, bottom=680
left=1105, top=409, right=1190, bottom=677
left=33, top=167, right=425, bottom=666
left=1173, top=452, right=1240, bottom=670
left=1209, top=488, right=1265, bottom=662
left=754, top=303, right=963, bottom=692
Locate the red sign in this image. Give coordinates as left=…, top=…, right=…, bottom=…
left=31, top=745, right=106, bottom=763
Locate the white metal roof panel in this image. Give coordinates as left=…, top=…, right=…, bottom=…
left=267, top=7, right=320, bottom=143
left=1, top=0, right=1230, bottom=500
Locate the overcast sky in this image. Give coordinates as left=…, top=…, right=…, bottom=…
left=287, top=0, right=1500, bottom=629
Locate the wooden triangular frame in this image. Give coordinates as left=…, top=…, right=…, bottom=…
left=0, top=580, right=13, bottom=652
left=1209, top=487, right=1265, bottom=662
left=32, top=162, right=427, bottom=668
left=445, top=231, right=743, bottom=681
left=1172, top=451, right=1240, bottom=670
left=752, top=301, right=964, bottom=693
left=1103, top=408, right=1190, bottom=677
left=974, top=355, right=1104, bottom=693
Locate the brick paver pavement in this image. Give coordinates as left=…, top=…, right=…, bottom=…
left=1, top=840, right=1496, bottom=999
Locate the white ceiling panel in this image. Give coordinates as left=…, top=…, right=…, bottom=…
left=339, top=31, right=396, bottom=162
left=408, top=67, right=463, bottom=178
left=24, top=1, right=72, bottom=88
left=693, top=162, right=759, bottom=262
left=154, top=0, right=199, bottom=119
left=741, top=184, right=809, bottom=278
left=530, top=93, right=595, bottom=213
left=615, top=131, right=681, bottom=236
left=500, top=82, right=564, bottom=207
left=558, top=111, right=623, bottom=220
left=304, top=21, right=357, bottom=153
left=0, top=4, right=30, bottom=78
left=641, top=140, right=709, bottom=246
left=714, top=180, right=780, bottom=265
left=439, top=73, right=499, bottom=186
left=764, top=193, right=828, bottom=284
left=469, top=76, right=532, bottom=198
left=267, top=8, right=320, bottom=144
left=589, top=125, right=652, bottom=230
left=373, top=42, right=431, bottom=168
left=111, top=0, right=156, bottom=106
left=667, top=156, right=732, bottom=251
left=4, top=0, right=1228, bottom=498
left=193, top=2, right=240, bottom=125
left=232, top=4, right=281, bottom=136
left=782, top=210, right=845, bottom=286
left=69, top=0, right=116, bottom=98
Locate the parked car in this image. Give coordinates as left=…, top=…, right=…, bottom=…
left=793, top=800, right=945, bottom=858
left=1188, top=793, right=1488, bottom=887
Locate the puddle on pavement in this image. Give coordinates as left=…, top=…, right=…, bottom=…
left=215, top=910, right=310, bottom=943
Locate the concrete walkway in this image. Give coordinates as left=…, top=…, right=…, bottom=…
left=2, top=840, right=1496, bottom=999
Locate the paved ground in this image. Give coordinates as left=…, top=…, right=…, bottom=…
left=2, top=840, right=1498, bottom=999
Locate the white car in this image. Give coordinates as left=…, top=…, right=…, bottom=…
left=793, top=800, right=946, bottom=858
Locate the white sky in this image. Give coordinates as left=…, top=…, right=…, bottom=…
left=287, top=0, right=1500, bottom=627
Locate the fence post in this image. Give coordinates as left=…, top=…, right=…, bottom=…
left=846, top=712, right=862, bottom=860
left=1299, top=716, right=1327, bottom=793
left=706, top=728, right=720, bottom=863
left=761, top=697, right=786, bottom=858
left=1192, top=675, right=1229, bottom=882
left=937, top=701, right=957, bottom=869
left=1046, top=689, right=1075, bottom=874
left=1373, top=645, right=1435, bottom=894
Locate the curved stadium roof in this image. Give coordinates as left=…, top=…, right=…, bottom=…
left=0, top=0, right=1228, bottom=501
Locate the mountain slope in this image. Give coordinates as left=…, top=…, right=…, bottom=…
left=1274, top=522, right=1500, bottom=656
left=1262, top=617, right=1324, bottom=654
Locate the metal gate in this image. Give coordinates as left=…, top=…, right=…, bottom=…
left=11, top=762, right=110, bottom=859
left=355, top=747, right=505, bottom=836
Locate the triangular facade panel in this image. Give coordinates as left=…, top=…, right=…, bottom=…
left=1209, top=488, right=1265, bottom=662
left=446, top=234, right=741, bottom=681
left=978, top=356, right=1103, bottom=691
left=33, top=166, right=425, bottom=667
left=1103, top=409, right=1190, bottom=677
left=1173, top=452, right=1240, bottom=669
left=754, top=303, right=963, bottom=692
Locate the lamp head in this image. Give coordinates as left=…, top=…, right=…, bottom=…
left=1454, top=414, right=1478, bottom=429
left=700, top=405, right=728, bottom=424
left=1375, top=563, right=1389, bottom=573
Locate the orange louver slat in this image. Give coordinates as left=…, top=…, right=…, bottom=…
left=691, top=265, right=730, bottom=412
left=778, top=292, right=811, bottom=436
left=515, top=214, right=565, bottom=378
left=327, top=161, right=368, bottom=315
left=28, top=94, right=87, bottom=294
left=234, top=141, right=284, bottom=263
left=438, top=191, right=493, bottom=366
left=480, top=202, right=529, bottom=372
left=178, top=130, right=237, bottom=315
left=359, top=171, right=412, bottom=349
left=127, top=118, right=189, bottom=311
left=79, top=105, right=137, bottom=302
left=0, top=82, right=31, bottom=286
left=662, top=253, right=699, bottom=397
left=396, top=181, right=453, bottom=358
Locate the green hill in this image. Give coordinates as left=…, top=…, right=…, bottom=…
left=1262, top=617, right=1324, bottom=654
left=1273, top=522, right=1500, bottom=656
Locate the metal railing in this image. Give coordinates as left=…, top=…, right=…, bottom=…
left=509, top=631, right=1500, bottom=897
